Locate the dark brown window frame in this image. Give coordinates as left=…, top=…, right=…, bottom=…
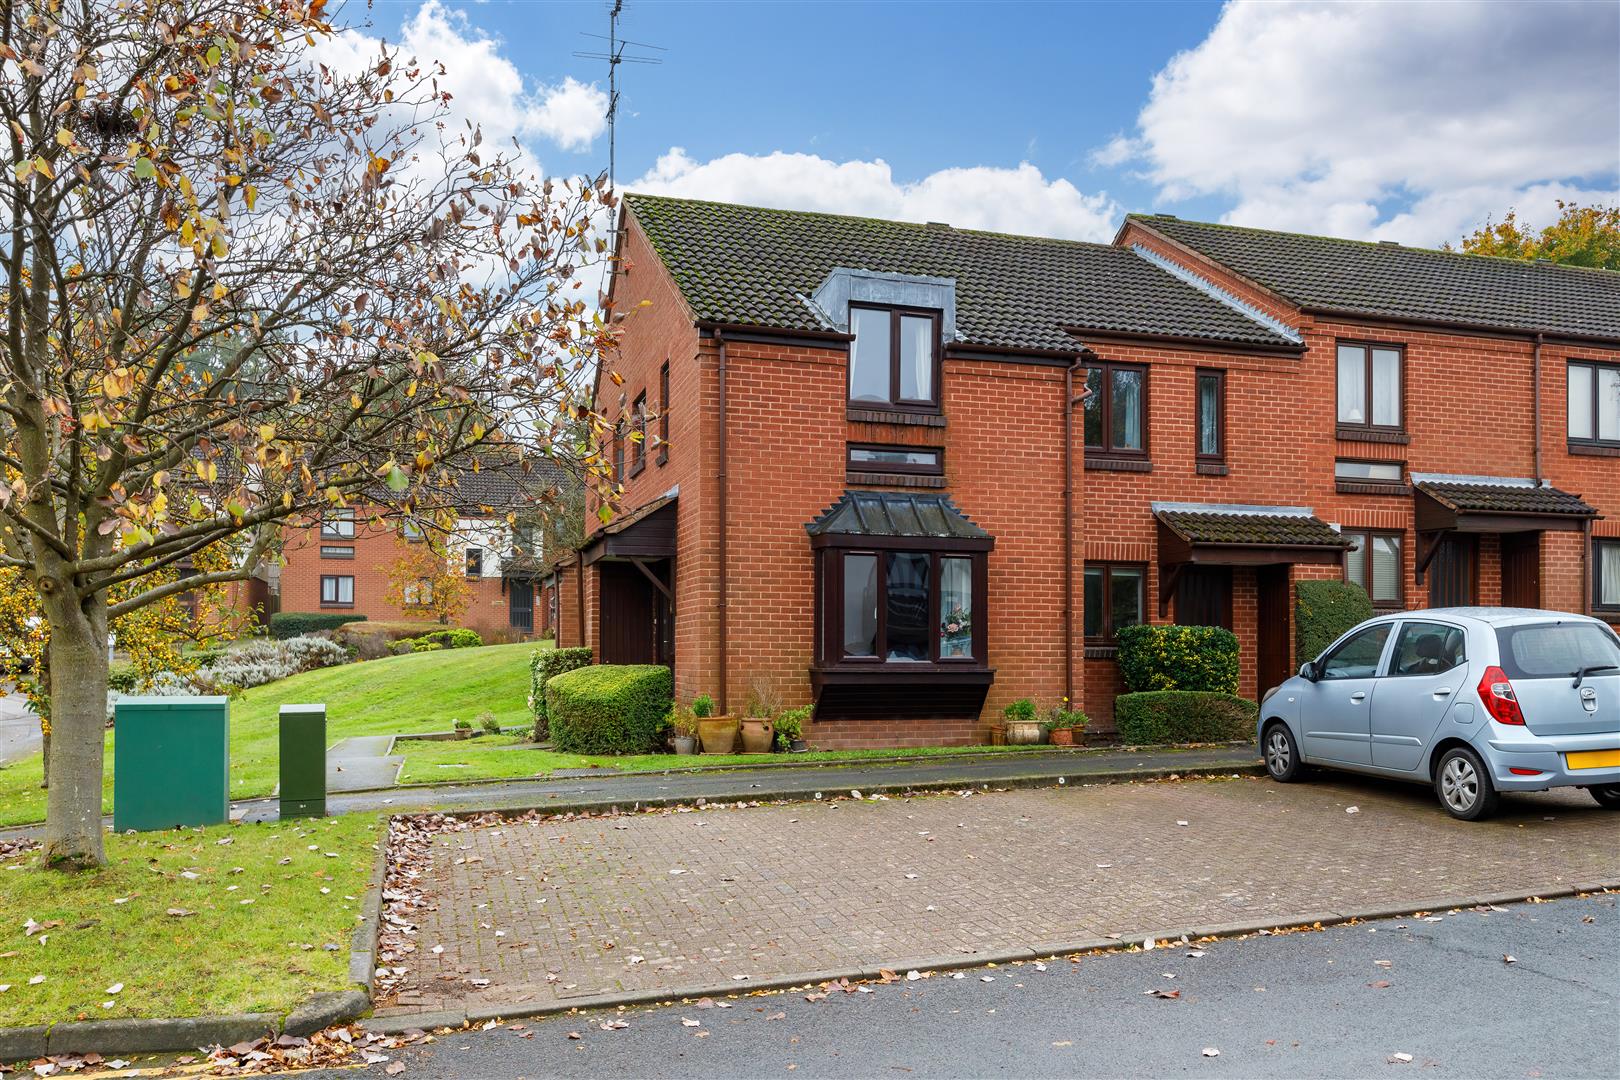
left=657, top=361, right=670, bottom=466
left=319, top=545, right=355, bottom=560
left=611, top=420, right=624, bottom=484
left=847, top=303, right=943, bottom=415
left=1334, top=456, right=1408, bottom=495
left=1341, top=528, right=1405, bottom=609
left=845, top=442, right=944, bottom=476
left=1083, top=561, right=1146, bottom=643
left=1195, top=368, right=1226, bottom=465
left=319, top=508, right=355, bottom=540
left=465, top=546, right=484, bottom=578
left=1083, top=361, right=1150, bottom=461
left=1595, top=536, right=1620, bottom=613
left=814, top=539, right=990, bottom=673
left=403, top=577, right=435, bottom=607
left=319, top=574, right=355, bottom=607
left=1335, top=339, right=1406, bottom=436
left=630, top=391, right=647, bottom=478
left=1567, top=359, right=1620, bottom=449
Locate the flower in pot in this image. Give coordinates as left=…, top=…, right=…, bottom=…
left=452, top=717, right=473, bottom=740
left=940, top=605, right=972, bottom=659
left=774, top=705, right=812, bottom=753
left=1002, top=698, right=1043, bottom=745
left=1044, top=700, right=1088, bottom=747
left=670, top=704, right=699, bottom=756
left=739, top=679, right=779, bottom=754
left=692, top=693, right=738, bottom=755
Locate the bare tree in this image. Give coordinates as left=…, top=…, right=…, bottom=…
left=0, top=0, right=617, bottom=868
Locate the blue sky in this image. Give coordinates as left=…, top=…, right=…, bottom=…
left=356, top=0, right=1620, bottom=246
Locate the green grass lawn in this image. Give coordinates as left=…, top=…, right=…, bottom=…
left=0, top=642, right=539, bottom=827
left=395, top=733, right=1056, bottom=785
left=0, top=814, right=381, bottom=1029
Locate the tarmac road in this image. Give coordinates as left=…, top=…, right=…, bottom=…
left=310, top=893, right=1618, bottom=1079
left=0, top=685, right=40, bottom=766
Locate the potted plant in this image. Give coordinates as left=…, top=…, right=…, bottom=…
left=1044, top=700, right=1088, bottom=747
left=1003, top=698, right=1043, bottom=745
left=452, top=718, right=473, bottom=740
left=670, top=704, right=699, bottom=756
left=774, top=705, right=812, bottom=753
left=739, top=678, right=780, bottom=754
left=692, top=693, right=738, bottom=755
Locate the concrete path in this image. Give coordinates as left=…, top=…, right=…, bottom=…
left=326, top=895, right=1620, bottom=1079
left=0, top=686, right=41, bottom=767
left=325, top=735, right=404, bottom=793
left=373, top=774, right=1620, bottom=1018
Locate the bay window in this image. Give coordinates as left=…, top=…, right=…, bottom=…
left=827, top=549, right=983, bottom=664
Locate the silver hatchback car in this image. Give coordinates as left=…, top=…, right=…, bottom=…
left=1258, top=608, right=1620, bottom=820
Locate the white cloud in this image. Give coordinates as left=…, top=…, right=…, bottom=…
left=1111, top=0, right=1620, bottom=244
left=529, top=77, right=609, bottom=153
left=631, top=149, right=1120, bottom=241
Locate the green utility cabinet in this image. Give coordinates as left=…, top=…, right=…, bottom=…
left=112, top=696, right=230, bottom=832
left=279, top=703, right=327, bottom=819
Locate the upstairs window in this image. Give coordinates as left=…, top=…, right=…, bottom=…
left=465, top=546, right=484, bottom=578
left=848, top=305, right=940, bottom=411
left=631, top=392, right=647, bottom=477
left=1084, top=362, right=1147, bottom=458
left=1337, top=342, right=1402, bottom=432
left=657, top=361, right=670, bottom=466
left=1196, top=369, right=1225, bottom=463
left=1568, top=361, right=1620, bottom=446
left=320, top=508, right=355, bottom=539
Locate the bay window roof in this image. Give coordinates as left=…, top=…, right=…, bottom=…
left=806, top=490, right=991, bottom=545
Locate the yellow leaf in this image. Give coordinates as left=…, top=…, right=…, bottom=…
left=258, top=424, right=276, bottom=442
left=243, top=184, right=257, bottom=210
left=55, top=129, right=73, bottom=146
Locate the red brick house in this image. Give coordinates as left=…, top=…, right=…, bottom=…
left=277, top=463, right=569, bottom=641
left=549, top=194, right=1619, bottom=747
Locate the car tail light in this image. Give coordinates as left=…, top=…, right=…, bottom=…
left=1477, top=665, right=1525, bottom=725
left=1508, top=767, right=1543, bottom=776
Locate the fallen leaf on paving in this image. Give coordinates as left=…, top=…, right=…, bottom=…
left=628, top=955, right=645, bottom=964
left=1053, top=1041, right=1072, bottom=1047
left=599, top=1020, right=629, bottom=1030
left=1175, top=820, right=1189, bottom=827
left=804, top=992, right=828, bottom=1002
left=878, top=969, right=897, bottom=982
left=386, top=1061, right=407, bottom=1074
left=1145, top=988, right=1181, bottom=999
left=905, top=970, right=922, bottom=981
left=1389, top=1052, right=1414, bottom=1063
left=1368, top=980, right=1392, bottom=989
left=431, top=945, right=444, bottom=955
left=1346, top=806, right=1360, bottom=815
left=1374, top=960, right=1392, bottom=968
left=980, top=976, right=994, bottom=983
left=567, top=1032, right=582, bottom=1040
left=1186, top=949, right=1206, bottom=958
left=1202, top=1047, right=1220, bottom=1057
left=1503, top=955, right=1517, bottom=964
left=693, top=1030, right=710, bottom=1038
left=767, top=1012, right=786, bottom=1021
left=681, top=1018, right=701, bottom=1027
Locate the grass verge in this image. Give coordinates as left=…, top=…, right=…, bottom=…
left=0, top=813, right=382, bottom=1029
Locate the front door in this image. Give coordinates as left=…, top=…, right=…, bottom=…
left=508, top=581, right=534, bottom=634
left=1428, top=534, right=1478, bottom=607
left=1299, top=621, right=1392, bottom=765
left=1175, top=566, right=1233, bottom=628
left=1500, top=532, right=1541, bottom=608
left=1370, top=619, right=1467, bottom=771
left=599, top=562, right=657, bottom=664
left=1255, top=565, right=1292, bottom=698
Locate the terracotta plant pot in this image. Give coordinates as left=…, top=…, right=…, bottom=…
left=673, top=734, right=698, bottom=756
left=987, top=723, right=1007, bottom=746
left=1005, top=720, right=1045, bottom=745
left=698, top=716, right=739, bottom=755
left=1049, top=727, right=1075, bottom=746
left=740, top=718, right=775, bottom=754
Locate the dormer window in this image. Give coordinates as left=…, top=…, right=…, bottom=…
left=848, top=305, right=940, bottom=412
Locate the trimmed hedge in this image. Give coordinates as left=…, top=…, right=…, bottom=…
left=1114, top=691, right=1257, bottom=745
left=412, top=627, right=483, bottom=650
left=1115, top=624, right=1240, bottom=694
left=269, top=611, right=367, bottom=639
left=546, top=664, right=674, bottom=755
left=1295, top=579, right=1374, bottom=665
left=530, top=645, right=593, bottom=741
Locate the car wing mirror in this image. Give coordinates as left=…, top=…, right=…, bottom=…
left=1299, top=661, right=1319, bottom=682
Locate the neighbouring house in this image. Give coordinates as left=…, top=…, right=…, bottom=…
left=546, top=194, right=1619, bottom=748
left=277, top=460, right=574, bottom=641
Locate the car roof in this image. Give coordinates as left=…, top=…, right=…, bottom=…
left=1382, top=607, right=1606, bottom=628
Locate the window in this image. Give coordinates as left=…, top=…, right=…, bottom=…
left=1388, top=621, right=1466, bottom=677
left=631, top=392, right=647, bottom=476
left=1335, top=460, right=1403, bottom=482
left=611, top=421, right=624, bottom=483
left=320, top=508, right=355, bottom=539
left=465, top=546, right=484, bottom=577
left=1336, top=342, right=1402, bottom=431
left=320, top=575, right=354, bottom=606
left=513, top=524, right=539, bottom=556
left=1318, top=623, right=1391, bottom=679
left=1084, top=363, right=1147, bottom=458
left=1568, top=361, right=1620, bottom=446
left=1083, top=563, right=1145, bottom=642
left=1196, top=369, right=1224, bottom=463
left=319, top=545, right=354, bottom=560
left=400, top=519, right=424, bottom=541
left=1343, top=529, right=1404, bottom=608
left=846, top=443, right=943, bottom=475
left=848, top=305, right=940, bottom=411
left=402, top=578, right=434, bottom=606
left=830, top=550, right=980, bottom=663
left=1494, top=620, right=1620, bottom=679
left=657, top=361, right=670, bottom=466
left=1596, top=538, right=1620, bottom=612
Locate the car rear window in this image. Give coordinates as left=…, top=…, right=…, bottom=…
left=1494, top=622, right=1620, bottom=679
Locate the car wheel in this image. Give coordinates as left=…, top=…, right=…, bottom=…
left=1434, top=746, right=1499, bottom=821
left=1262, top=722, right=1305, bottom=783
left=1589, top=784, right=1620, bottom=810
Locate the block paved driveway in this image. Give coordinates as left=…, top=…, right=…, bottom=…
left=376, top=775, right=1620, bottom=1016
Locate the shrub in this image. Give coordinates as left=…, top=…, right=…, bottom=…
left=1115, top=624, right=1240, bottom=694
left=269, top=612, right=367, bottom=639
left=478, top=710, right=502, bottom=734
left=193, top=635, right=348, bottom=692
left=1002, top=698, right=1037, bottom=724
left=1113, top=691, right=1258, bottom=745
left=774, top=705, right=812, bottom=749
left=692, top=693, right=714, bottom=718
left=1043, top=703, right=1088, bottom=732
left=546, top=664, right=674, bottom=755
left=410, top=639, right=443, bottom=652
left=413, top=627, right=483, bottom=650
left=1295, top=579, right=1374, bottom=665
left=529, top=646, right=593, bottom=741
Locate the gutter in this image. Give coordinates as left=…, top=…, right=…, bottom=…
left=1533, top=331, right=1544, bottom=485
left=715, top=328, right=730, bottom=715
left=1064, top=351, right=1097, bottom=706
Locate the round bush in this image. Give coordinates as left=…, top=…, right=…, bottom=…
left=1115, top=624, right=1240, bottom=694
left=546, top=664, right=674, bottom=755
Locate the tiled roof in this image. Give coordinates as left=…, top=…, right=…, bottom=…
left=625, top=194, right=1297, bottom=352
left=1155, top=507, right=1351, bottom=548
left=807, top=491, right=990, bottom=540
left=1132, top=216, right=1620, bottom=340
left=1414, top=479, right=1597, bottom=517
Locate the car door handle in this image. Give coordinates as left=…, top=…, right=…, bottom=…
left=1349, top=692, right=1366, bottom=702
left=1433, top=688, right=1453, bottom=698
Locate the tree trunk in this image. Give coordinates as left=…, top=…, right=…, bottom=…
left=39, top=592, right=110, bottom=869
left=38, top=642, right=50, bottom=789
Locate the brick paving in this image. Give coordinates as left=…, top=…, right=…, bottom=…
left=377, top=776, right=1620, bottom=1016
